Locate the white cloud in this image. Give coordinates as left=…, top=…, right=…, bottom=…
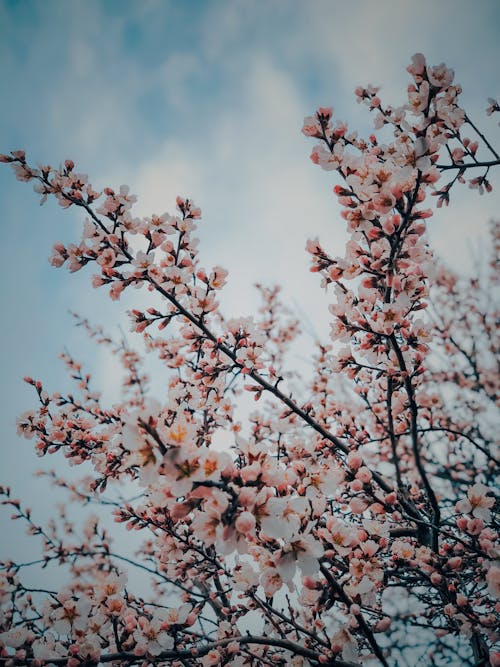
left=133, top=54, right=339, bottom=330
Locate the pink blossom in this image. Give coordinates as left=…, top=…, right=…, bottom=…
left=0, top=627, right=30, bottom=649
left=1, top=53, right=499, bottom=667
left=485, top=564, right=500, bottom=599
left=273, top=528, right=324, bottom=581
left=456, top=483, right=495, bottom=521
left=133, top=612, right=174, bottom=656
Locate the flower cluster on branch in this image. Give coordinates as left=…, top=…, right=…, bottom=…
left=0, top=53, right=499, bottom=667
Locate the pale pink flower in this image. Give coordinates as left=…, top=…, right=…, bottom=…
left=76, top=634, right=101, bottom=662
left=273, top=528, right=324, bottom=581
left=32, top=634, right=65, bottom=661
left=133, top=612, right=174, bottom=656
left=0, top=627, right=30, bottom=648
left=302, top=116, right=321, bottom=137
left=456, top=483, right=495, bottom=521
left=160, top=413, right=196, bottom=447
left=50, top=242, right=67, bottom=267
left=486, top=98, right=499, bottom=116
left=233, top=560, right=259, bottom=591
left=349, top=497, right=369, bottom=514
left=236, top=344, right=264, bottom=371
left=332, top=627, right=359, bottom=663
left=208, top=265, right=228, bottom=289
left=392, top=540, right=415, bottom=560
left=407, top=81, right=429, bottom=114
left=260, top=566, right=284, bottom=597
left=163, top=603, right=191, bottom=626
left=235, top=510, right=256, bottom=537
left=95, top=572, right=127, bottom=602
left=261, top=496, right=308, bottom=540
left=202, top=649, right=222, bottom=665
left=51, top=594, right=92, bottom=635
left=132, top=250, right=155, bottom=270
left=486, top=563, right=500, bottom=599
left=122, top=422, right=157, bottom=469
left=96, top=247, right=116, bottom=268
left=325, top=518, right=358, bottom=556
left=427, top=63, right=454, bottom=89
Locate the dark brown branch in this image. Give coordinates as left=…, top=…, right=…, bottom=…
left=389, top=333, right=441, bottom=551
left=320, top=563, right=389, bottom=667
left=0, top=634, right=361, bottom=666
left=436, top=159, right=500, bottom=171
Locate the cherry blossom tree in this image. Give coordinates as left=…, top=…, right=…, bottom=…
left=1, top=53, right=499, bottom=667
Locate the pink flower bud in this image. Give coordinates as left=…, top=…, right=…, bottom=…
left=235, top=511, right=255, bottom=534
left=375, top=617, right=391, bottom=632
left=448, top=556, right=462, bottom=570
left=356, top=466, right=372, bottom=484
left=347, top=451, right=363, bottom=470
left=350, top=497, right=368, bottom=514
left=303, top=576, right=319, bottom=590
left=369, top=502, right=385, bottom=515
left=490, top=652, right=500, bottom=667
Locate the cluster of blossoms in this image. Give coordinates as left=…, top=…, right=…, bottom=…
left=1, top=54, right=499, bottom=666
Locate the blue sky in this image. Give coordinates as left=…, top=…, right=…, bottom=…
left=1, top=0, right=499, bottom=568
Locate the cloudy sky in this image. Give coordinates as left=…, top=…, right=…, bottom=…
left=1, top=0, right=499, bottom=569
